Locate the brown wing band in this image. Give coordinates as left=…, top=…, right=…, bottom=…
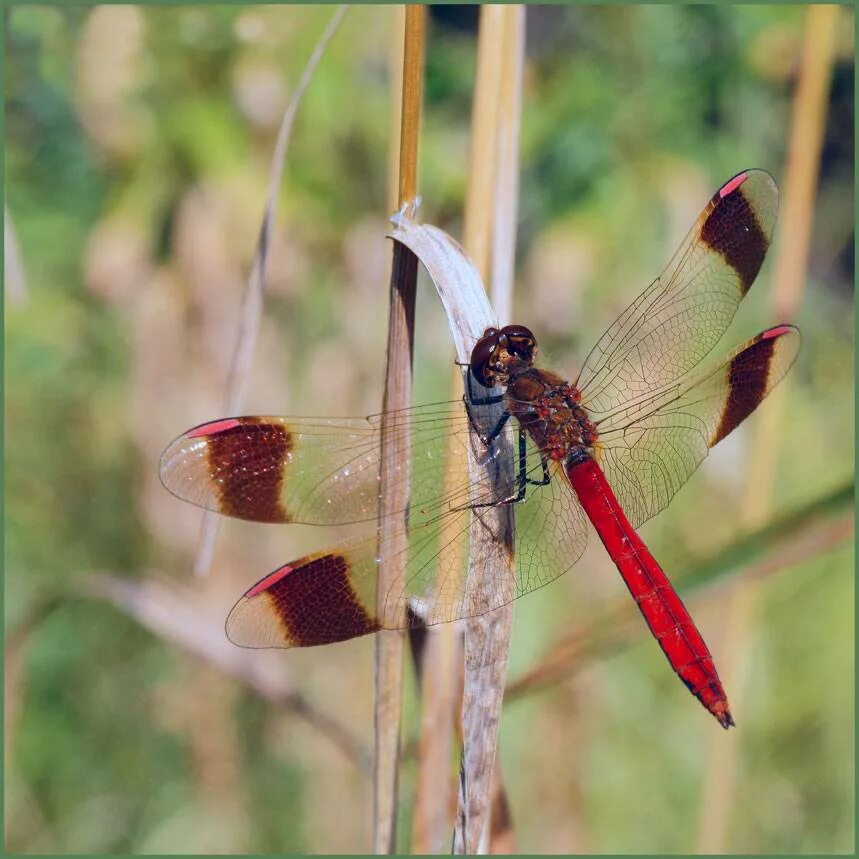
left=205, top=419, right=292, bottom=522
left=257, top=553, right=380, bottom=646
left=702, top=182, right=770, bottom=294
left=710, top=331, right=779, bottom=446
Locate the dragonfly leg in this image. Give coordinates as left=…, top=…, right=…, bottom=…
left=463, top=393, right=510, bottom=447
left=468, top=426, right=539, bottom=509
left=526, top=453, right=551, bottom=487
left=483, top=412, right=512, bottom=446
left=511, top=426, right=530, bottom=502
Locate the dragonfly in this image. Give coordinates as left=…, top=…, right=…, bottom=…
left=160, top=170, right=799, bottom=728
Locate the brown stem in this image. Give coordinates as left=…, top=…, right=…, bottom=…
left=385, top=213, right=512, bottom=854
left=373, top=5, right=425, bottom=853
left=453, top=6, right=524, bottom=853
left=487, top=758, right=518, bottom=854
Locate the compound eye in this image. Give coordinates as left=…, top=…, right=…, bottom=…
left=469, top=328, right=501, bottom=387
left=501, top=324, right=536, bottom=364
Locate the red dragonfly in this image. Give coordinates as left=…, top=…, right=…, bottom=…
left=161, top=170, right=799, bottom=728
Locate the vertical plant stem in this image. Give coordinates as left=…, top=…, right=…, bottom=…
left=487, top=758, right=518, bottom=854
left=484, top=14, right=525, bottom=852
left=384, top=214, right=515, bottom=855
left=374, top=5, right=425, bottom=853
left=410, top=592, right=462, bottom=853
left=408, top=0, right=501, bottom=825
left=387, top=7, right=405, bottom=214
left=462, top=6, right=505, bottom=276
left=410, top=439, right=464, bottom=853
left=396, top=6, right=424, bottom=206
left=490, top=6, right=525, bottom=324
left=453, top=6, right=524, bottom=854
left=694, top=6, right=840, bottom=852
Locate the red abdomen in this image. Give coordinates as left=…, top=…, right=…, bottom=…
left=565, top=454, right=733, bottom=729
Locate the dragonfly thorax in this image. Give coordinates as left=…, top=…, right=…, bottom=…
left=470, top=325, right=598, bottom=460
left=505, top=365, right=598, bottom=462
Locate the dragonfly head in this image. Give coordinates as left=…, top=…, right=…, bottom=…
left=470, top=324, right=537, bottom=387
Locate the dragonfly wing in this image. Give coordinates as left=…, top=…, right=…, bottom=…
left=159, top=403, right=475, bottom=526
left=226, top=437, right=590, bottom=648
left=593, top=325, right=800, bottom=528
left=576, top=170, right=778, bottom=415
left=509, top=451, right=590, bottom=600
left=226, top=538, right=384, bottom=647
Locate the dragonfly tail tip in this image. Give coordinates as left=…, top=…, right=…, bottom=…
left=714, top=705, right=735, bottom=730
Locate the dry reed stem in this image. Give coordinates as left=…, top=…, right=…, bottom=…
left=693, top=7, right=841, bottom=852
left=192, top=5, right=347, bottom=577
left=385, top=217, right=513, bottom=855
left=410, top=524, right=462, bottom=852
left=409, top=598, right=461, bottom=853
left=84, top=573, right=369, bottom=771
left=487, top=758, right=517, bottom=854
left=409, top=6, right=516, bottom=845
left=387, top=7, right=405, bottom=214
left=482, top=8, right=525, bottom=854
left=490, top=6, right=525, bottom=325
left=373, top=6, right=425, bottom=852
left=462, top=7, right=505, bottom=279
left=507, top=487, right=853, bottom=700
left=396, top=6, right=424, bottom=206
left=386, top=220, right=497, bottom=359
left=452, top=7, right=524, bottom=852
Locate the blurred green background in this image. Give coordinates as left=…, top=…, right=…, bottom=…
left=5, top=4, right=854, bottom=853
